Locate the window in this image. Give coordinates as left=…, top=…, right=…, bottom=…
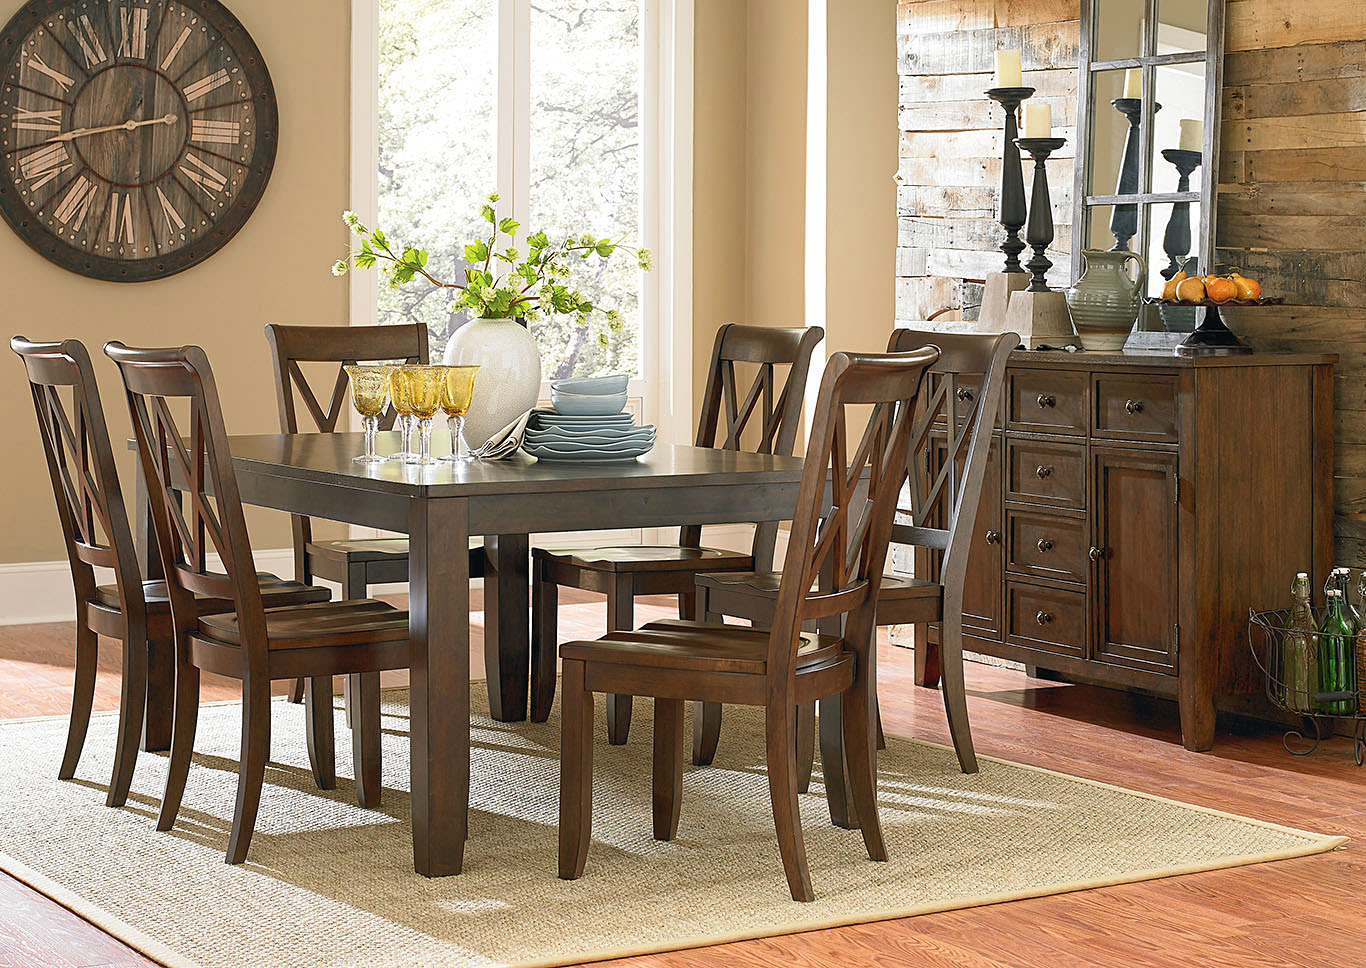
left=374, top=0, right=644, bottom=379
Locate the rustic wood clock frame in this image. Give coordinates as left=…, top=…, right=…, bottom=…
left=0, top=0, right=277, bottom=282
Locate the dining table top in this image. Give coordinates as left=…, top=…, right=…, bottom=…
left=223, top=432, right=810, bottom=498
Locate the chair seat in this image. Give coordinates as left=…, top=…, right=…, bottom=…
left=197, top=599, right=409, bottom=650
left=536, top=544, right=754, bottom=574
left=306, top=537, right=410, bottom=564
left=93, top=573, right=331, bottom=612
left=560, top=619, right=842, bottom=675
left=696, top=571, right=942, bottom=625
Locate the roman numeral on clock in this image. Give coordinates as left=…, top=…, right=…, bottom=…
left=53, top=175, right=96, bottom=229
left=190, top=119, right=241, bottom=145
left=70, top=15, right=109, bottom=69
left=182, top=68, right=230, bottom=102
left=108, top=192, right=136, bottom=245
left=155, top=185, right=185, bottom=232
left=19, top=143, right=71, bottom=191
left=13, top=107, right=62, bottom=131
left=179, top=152, right=227, bottom=198
left=26, top=52, right=76, bottom=93
left=118, top=6, right=148, bottom=59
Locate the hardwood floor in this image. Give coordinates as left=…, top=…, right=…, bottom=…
left=0, top=588, right=1360, bottom=968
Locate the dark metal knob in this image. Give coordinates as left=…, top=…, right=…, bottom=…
left=1089, top=546, right=1105, bottom=561
left=956, top=386, right=974, bottom=402
left=1124, top=399, right=1144, bottom=415
left=985, top=529, right=1001, bottom=545
left=1036, top=393, right=1055, bottom=409
left=1035, top=610, right=1053, bottom=626
left=1037, top=538, right=1053, bottom=553
left=1035, top=465, right=1052, bottom=479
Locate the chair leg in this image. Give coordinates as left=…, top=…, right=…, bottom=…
left=530, top=561, right=558, bottom=723
left=349, top=672, right=382, bottom=808
left=604, top=578, right=634, bottom=746
left=691, top=701, right=721, bottom=766
left=796, top=702, right=815, bottom=794
left=913, top=621, right=941, bottom=688
left=841, top=673, right=888, bottom=863
left=764, top=704, right=814, bottom=902
left=304, top=676, right=336, bottom=790
left=59, top=621, right=97, bottom=782
left=226, top=677, right=271, bottom=865
left=342, top=562, right=368, bottom=729
left=156, top=661, right=200, bottom=832
left=558, top=659, right=593, bottom=879
left=939, top=618, right=978, bottom=774
left=108, top=624, right=149, bottom=808
left=653, top=698, right=684, bottom=841
left=288, top=678, right=305, bottom=704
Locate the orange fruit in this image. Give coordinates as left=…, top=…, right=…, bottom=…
left=1228, top=270, right=1261, bottom=301
left=1205, top=276, right=1237, bottom=302
left=1176, top=277, right=1207, bottom=303
left=1162, top=277, right=1180, bottom=300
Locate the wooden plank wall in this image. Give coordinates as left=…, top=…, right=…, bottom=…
left=898, top=0, right=1366, bottom=561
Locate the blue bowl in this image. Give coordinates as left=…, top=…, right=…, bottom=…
left=548, top=374, right=629, bottom=395
left=550, top=389, right=628, bottom=415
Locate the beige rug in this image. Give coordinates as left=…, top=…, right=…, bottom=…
left=0, top=687, right=1343, bottom=968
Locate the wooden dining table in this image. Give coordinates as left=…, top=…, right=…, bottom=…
left=137, top=432, right=809, bottom=877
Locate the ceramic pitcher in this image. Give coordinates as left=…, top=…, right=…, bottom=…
left=1066, top=250, right=1146, bottom=351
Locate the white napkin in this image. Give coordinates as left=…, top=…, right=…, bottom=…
left=469, top=410, right=532, bottom=460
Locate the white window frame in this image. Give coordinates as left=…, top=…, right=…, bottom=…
left=348, top=0, right=694, bottom=550
left=348, top=0, right=692, bottom=444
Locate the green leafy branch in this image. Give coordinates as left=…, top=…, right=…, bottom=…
left=334, top=193, right=651, bottom=347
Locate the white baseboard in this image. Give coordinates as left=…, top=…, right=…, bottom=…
left=0, top=527, right=757, bottom=625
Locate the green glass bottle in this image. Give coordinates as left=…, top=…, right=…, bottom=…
left=1317, top=589, right=1356, bottom=716
left=1282, top=573, right=1315, bottom=712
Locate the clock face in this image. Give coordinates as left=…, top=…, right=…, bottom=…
left=0, top=0, right=276, bottom=281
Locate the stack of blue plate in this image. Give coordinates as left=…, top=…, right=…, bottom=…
left=524, top=376, right=656, bottom=462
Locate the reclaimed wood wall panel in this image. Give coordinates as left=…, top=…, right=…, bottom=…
left=898, top=0, right=1366, bottom=561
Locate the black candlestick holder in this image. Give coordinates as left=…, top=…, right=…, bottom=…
left=1108, top=97, right=1155, bottom=252
left=986, top=87, right=1034, bottom=274
left=1016, top=137, right=1067, bottom=293
left=1159, top=147, right=1203, bottom=280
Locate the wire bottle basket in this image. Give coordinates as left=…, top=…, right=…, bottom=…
left=1248, top=608, right=1364, bottom=765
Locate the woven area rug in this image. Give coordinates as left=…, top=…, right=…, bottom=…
left=0, top=686, right=1343, bottom=968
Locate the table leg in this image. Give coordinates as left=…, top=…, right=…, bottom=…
left=483, top=533, right=530, bottom=722
left=134, top=453, right=172, bottom=753
left=409, top=498, right=471, bottom=877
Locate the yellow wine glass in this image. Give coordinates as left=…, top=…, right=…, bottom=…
left=344, top=364, right=392, bottom=463
left=386, top=364, right=416, bottom=461
left=399, top=365, right=446, bottom=465
left=440, top=365, right=480, bottom=462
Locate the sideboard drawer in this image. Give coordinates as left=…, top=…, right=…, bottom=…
left=1006, top=509, right=1088, bottom=583
left=1006, top=438, right=1086, bottom=508
left=1006, top=581, right=1086, bottom=658
left=1094, top=374, right=1178, bottom=442
left=1008, top=368, right=1087, bottom=435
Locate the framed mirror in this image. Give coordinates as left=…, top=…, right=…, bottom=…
left=1071, top=0, right=1225, bottom=346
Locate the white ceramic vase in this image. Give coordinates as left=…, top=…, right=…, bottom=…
left=442, top=317, right=542, bottom=448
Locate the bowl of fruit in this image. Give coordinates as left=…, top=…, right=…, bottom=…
left=1156, top=268, right=1280, bottom=307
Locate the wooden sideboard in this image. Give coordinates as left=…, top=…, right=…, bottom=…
left=917, top=349, right=1336, bottom=751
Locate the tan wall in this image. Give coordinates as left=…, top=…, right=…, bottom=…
left=1, top=0, right=350, bottom=564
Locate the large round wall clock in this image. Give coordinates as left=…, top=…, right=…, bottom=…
left=0, top=0, right=276, bottom=281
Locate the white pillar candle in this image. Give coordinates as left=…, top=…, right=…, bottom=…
left=1179, top=119, right=1203, bottom=152
left=994, top=49, right=1022, bottom=88
left=1022, top=103, right=1052, bottom=139
left=1123, top=68, right=1141, bottom=99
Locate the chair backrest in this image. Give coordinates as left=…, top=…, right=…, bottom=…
left=106, top=342, right=267, bottom=663
left=11, top=337, right=145, bottom=626
left=685, top=323, right=825, bottom=568
left=264, top=323, right=427, bottom=576
left=767, top=347, right=940, bottom=685
left=888, top=328, right=1017, bottom=609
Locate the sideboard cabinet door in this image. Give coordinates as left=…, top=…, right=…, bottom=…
left=1092, top=448, right=1180, bottom=674
left=962, top=436, right=1003, bottom=639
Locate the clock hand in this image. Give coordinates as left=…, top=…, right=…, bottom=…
left=42, top=114, right=178, bottom=145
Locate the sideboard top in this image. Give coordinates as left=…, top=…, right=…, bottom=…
left=1006, top=349, right=1337, bottom=368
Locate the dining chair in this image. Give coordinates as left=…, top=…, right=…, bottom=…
left=558, top=345, right=939, bottom=902
left=264, top=323, right=487, bottom=725
left=10, top=337, right=329, bottom=809
left=693, top=329, right=1017, bottom=777
left=107, top=341, right=412, bottom=864
left=530, top=323, right=824, bottom=745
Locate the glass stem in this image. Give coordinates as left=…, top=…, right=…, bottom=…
left=401, top=414, right=413, bottom=456
left=364, top=415, right=378, bottom=460
left=419, top=417, right=433, bottom=463
left=450, top=415, right=466, bottom=460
